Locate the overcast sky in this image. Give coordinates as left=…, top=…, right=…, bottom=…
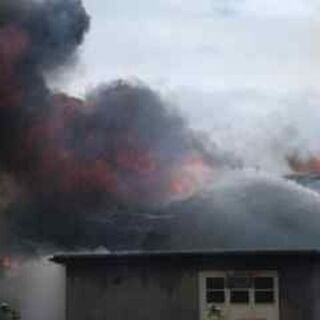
left=51, top=0, right=320, bottom=173
left=57, top=0, right=319, bottom=94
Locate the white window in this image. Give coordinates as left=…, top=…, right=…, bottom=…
left=228, top=274, right=251, bottom=304
left=206, top=277, right=226, bottom=303
left=199, top=271, right=279, bottom=320
left=254, top=276, right=275, bottom=304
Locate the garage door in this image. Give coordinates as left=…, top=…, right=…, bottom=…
left=199, top=271, right=279, bottom=320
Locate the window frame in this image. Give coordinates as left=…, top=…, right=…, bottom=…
left=199, top=270, right=279, bottom=320
left=227, top=273, right=251, bottom=305
left=205, top=276, right=226, bottom=304
left=253, top=276, right=276, bottom=304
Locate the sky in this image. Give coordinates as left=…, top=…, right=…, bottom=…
left=49, top=0, right=320, bottom=173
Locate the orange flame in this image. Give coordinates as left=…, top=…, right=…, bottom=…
left=170, top=155, right=213, bottom=198
left=288, top=156, right=320, bottom=174
left=1, top=256, right=18, bottom=271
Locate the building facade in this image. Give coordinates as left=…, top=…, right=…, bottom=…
left=52, top=250, right=320, bottom=320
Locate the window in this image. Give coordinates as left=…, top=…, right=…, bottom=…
left=200, top=272, right=279, bottom=320
left=228, top=275, right=250, bottom=304
left=206, top=277, right=225, bottom=303
left=227, top=275, right=251, bottom=289
left=201, top=272, right=277, bottom=311
left=230, top=290, right=250, bottom=303
left=254, top=277, right=275, bottom=303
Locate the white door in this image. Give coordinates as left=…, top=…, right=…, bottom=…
left=199, top=271, right=279, bottom=320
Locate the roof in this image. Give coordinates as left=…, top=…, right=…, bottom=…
left=51, top=249, right=320, bottom=264
left=286, top=173, right=320, bottom=181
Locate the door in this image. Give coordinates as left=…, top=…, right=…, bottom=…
left=199, top=271, right=279, bottom=320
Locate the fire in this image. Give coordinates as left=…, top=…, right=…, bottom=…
left=170, top=155, right=213, bottom=198
left=0, top=256, right=18, bottom=271
left=170, top=177, right=193, bottom=195
left=2, top=256, right=12, bottom=269
left=288, top=156, right=320, bottom=174
left=0, top=0, right=214, bottom=206
left=0, top=0, right=226, bottom=250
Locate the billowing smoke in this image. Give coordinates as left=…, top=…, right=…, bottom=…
left=173, top=90, right=320, bottom=175
left=3, top=2, right=320, bottom=320
left=0, top=0, right=320, bottom=257
left=145, top=172, right=320, bottom=251
left=0, top=0, right=90, bottom=193
left=0, top=0, right=241, bottom=252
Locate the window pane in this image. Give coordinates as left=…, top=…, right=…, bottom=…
left=254, top=277, right=274, bottom=289
left=230, top=290, right=249, bottom=303
left=227, top=276, right=251, bottom=289
left=206, top=291, right=225, bottom=303
left=255, top=291, right=274, bottom=303
left=206, top=277, right=225, bottom=290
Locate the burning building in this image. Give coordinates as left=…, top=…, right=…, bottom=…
left=1, top=0, right=320, bottom=258
left=52, top=250, right=320, bottom=320
left=49, top=171, right=320, bottom=320
left=2, top=1, right=320, bottom=320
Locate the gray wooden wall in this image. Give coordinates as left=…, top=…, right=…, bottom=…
left=65, top=256, right=320, bottom=320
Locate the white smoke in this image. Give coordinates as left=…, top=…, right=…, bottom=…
left=170, top=89, right=320, bottom=174
left=163, top=170, right=320, bottom=250
left=0, top=258, right=65, bottom=320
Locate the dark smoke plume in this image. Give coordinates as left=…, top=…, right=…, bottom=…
left=0, top=0, right=238, bottom=252
left=2, top=0, right=318, bottom=256
left=0, top=0, right=89, bottom=171
left=3, top=3, right=320, bottom=320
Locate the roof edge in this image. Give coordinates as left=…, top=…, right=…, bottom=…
left=50, top=249, right=320, bottom=264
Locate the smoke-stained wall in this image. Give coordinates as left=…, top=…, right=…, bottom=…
left=63, top=253, right=320, bottom=320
